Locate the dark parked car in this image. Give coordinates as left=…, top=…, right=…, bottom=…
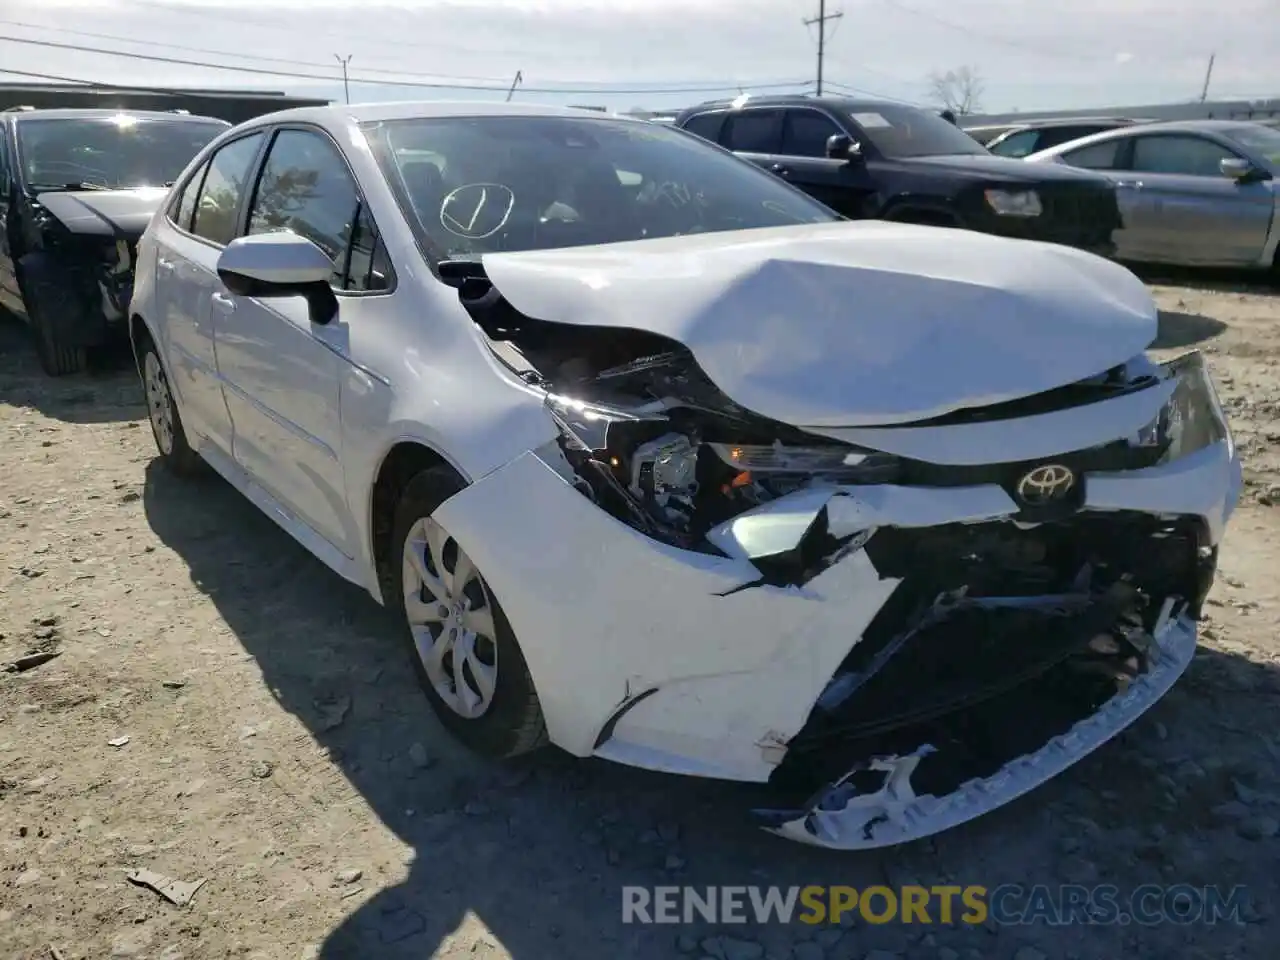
left=0, top=107, right=229, bottom=375
left=673, top=96, right=1123, bottom=256
left=984, top=117, right=1150, bottom=158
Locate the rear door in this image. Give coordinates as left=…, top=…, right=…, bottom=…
left=1057, top=136, right=1146, bottom=258
left=152, top=131, right=266, bottom=455
left=775, top=107, right=877, bottom=218
left=720, top=108, right=785, bottom=175
left=1122, top=133, right=1273, bottom=266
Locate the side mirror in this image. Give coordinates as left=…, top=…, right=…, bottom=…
left=1220, top=157, right=1253, bottom=180
left=825, top=133, right=861, bottom=162
left=217, top=232, right=338, bottom=326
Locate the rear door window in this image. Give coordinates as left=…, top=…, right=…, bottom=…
left=191, top=132, right=264, bottom=246
left=723, top=110, right=783, bottom=154
left=1061, top=139, right=1124, bottom=170
left=681, top=111, right=726, bottom=144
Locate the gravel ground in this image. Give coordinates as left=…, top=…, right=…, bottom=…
left=2, top=278, right=1279, bottom=960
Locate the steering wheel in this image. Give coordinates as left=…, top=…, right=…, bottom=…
left=439, top=183, right=519, bottom=245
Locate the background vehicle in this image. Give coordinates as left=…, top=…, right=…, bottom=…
left=984, top=117, right=1149, bottom=158
left=0, top=107, right=229, bottom=374
left=129, top=101, right=1239, bottom=850
left=673, top=95, right=1123, bottom=255
left=1025, top=119, right=1280, bottom=271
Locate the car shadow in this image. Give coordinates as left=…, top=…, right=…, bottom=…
left=1152, top=309, right=1229, bottom=349
left=141, top=462, right=1280, bottom=959
left=1132, top=264, right=1280, bottom=299
left=0, top=312, right=142, bottom=424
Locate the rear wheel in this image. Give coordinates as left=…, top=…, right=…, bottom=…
left=390, top=466, right=547, bottom=759
left=138, top=332, right=202, bottom=476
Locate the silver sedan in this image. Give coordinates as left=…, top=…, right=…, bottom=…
left=1025, top=120, right=1280, bottom=271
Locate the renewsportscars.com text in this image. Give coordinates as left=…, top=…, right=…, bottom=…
left=622, top=884, right=1250, bottom=927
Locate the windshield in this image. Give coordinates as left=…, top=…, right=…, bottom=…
left=365, top=115, right=840, bottom=259
left=1220, top=123, right=1280, bottom=167
left=17, top=116, right=226, bottom=190
left=849, top=104, right=989, bottom=158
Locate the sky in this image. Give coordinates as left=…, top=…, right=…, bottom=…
left=0, top=0, right=1276, bottom=116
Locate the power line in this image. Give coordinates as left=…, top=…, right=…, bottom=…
left=824, top=80, right=923, bottom=106
left=873, top=0, right=1155, bottom=65
left=0, top=34, right=812, bottom=96
left=0, top=18, right=510, bottom=84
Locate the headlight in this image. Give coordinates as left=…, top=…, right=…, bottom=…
left=1129, top=352, right=1231, bottom=463
left=984, top=189, right=1042, bottom=217
left=708, top=442, right=898, bottom=482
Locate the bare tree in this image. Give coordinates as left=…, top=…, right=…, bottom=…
left=928, top=65, right=985, bottom=115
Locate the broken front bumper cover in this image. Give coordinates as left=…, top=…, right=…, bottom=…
left=430, top=352, right=1239, bottom=848
left=756, top=601, right=1195, bottom=850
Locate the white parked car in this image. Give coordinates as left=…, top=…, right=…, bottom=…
left=129, top=102, right=1242, bottom=850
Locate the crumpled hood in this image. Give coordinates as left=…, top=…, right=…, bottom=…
left=35, top=186, right=168, bottom=239
left=481, top=220, right=1158, bottom=428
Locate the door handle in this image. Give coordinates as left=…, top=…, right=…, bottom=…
left=770, top=163, right=790, bottom=176
left=211, top=292, right=236, bottom=313
left=157, top=257, right=176, bottom=271
left=1115, top=180, right=1144, bottom=189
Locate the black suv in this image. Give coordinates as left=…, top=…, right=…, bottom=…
left=674, top=96, right=1122, bottom=257
left=0, top=107, right=229, bottom=375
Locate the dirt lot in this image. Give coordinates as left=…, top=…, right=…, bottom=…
left=2, top=278, right=1279, bottom=960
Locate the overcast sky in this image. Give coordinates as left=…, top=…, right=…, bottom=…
left=0, top=0, right=1275, bottom=114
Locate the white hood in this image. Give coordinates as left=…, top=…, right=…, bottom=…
left=481, top=221, right=1158, bottom=427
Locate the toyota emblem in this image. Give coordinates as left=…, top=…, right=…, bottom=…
left=1016, top=464, right=1076, bottom=504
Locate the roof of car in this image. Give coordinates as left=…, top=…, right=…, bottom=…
left=8, top=107, right=229, bottom=124
left=676, top=95, right=914, bottom=116
left=240, top=100, right=630, bottom=128
left=1025, top=117, right=1275, bottom=160
left=1001, top=117, right=1140, bottom=130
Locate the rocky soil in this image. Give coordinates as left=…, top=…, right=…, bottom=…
left=2, top=278, right=1279, bottom=960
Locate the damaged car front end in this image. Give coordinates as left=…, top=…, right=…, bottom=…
left=430, top=223, right=1240, bottom=850
left=3, top=109, right=229, bottom=375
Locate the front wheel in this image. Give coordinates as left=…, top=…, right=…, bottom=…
left=390, top=466, right=547, bottom=759
left=23, top=263, right=87, bottom=377
left=139, top=335, right=202, bottom=476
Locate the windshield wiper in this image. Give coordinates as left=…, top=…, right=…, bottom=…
left=62, top=181, right=112, bottom=191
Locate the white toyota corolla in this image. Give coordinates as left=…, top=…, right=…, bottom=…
left=129, top=102, right=1242, bottom=849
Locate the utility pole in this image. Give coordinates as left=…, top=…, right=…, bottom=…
left=1199, top=52, right=1215, bottom=103
left=505, top=70, right=523, bottom=102
left=804, top=0, right=842, bottom=97
left=334, top=54, right=353, bottom=105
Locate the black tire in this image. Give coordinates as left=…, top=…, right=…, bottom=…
left=23, top=263, right=88, bottom=376
left=390, top=466, right=547, bottom=759
left=135, top=330, right=203, bottom=477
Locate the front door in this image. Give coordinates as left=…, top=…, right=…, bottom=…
left=1124, top=133, right=1273, bottom=267
left=775, top=108, right=878, bottom=219
left=211, top=127, right=364, bottom=555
